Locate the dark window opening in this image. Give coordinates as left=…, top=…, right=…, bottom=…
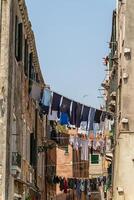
left=35, top=73, right=40, bottom=83
left=24, top=39, right=29, bottom=76
left=15, top=16, right=19, bottom=59
left=28, top=53, right=34, bottom=94
left=15, top=15, right=23, bottom=61
left=18, top=23, right=23, bottom=61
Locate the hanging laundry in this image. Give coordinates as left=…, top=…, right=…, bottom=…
left=100, top=111, right=107, bottom=122
left=41, top=88, right=52, bottom=106
left=73, top=136, right=80, bottom=151
left=105, top=137, right=112, bottom=152
left=80, top=139, right=91, bottom=161
left=51, top=92, right=62, bottom=117
left=78, top=121, right=88, bottom=135
left=53, top=176, right=60, bottom=184
left=99, top=138, right=105, bottom=154
left=69, top=135, right=75, bottom=146
left=80, top=179, right=85, bottom=192
left=60, top=97, right=71, bottom=117
left=68, top=178, right=75, bottom=189
left=88, top=108, right=96, bottom=131
left=59, top=177, right=64, bottom=191
left=94, top=109, right=102, bottom=123
left=63, top=178, right=68, bottom=193
left=105, top=153, right=113, bottom=163
left=86, top=191, right=91, bottom=200
left=93, top=139, right=97, bottom=151
left=48, top=109, right=58, bottom=121
left=30, top=82, right=41, bottom=101
left=76, top=103, right=82, bottom=127
left=99, top=120, right=105, bottom=133
left=93, top=123, right=100, bottom=136
left=89, top=131, right=94, bottom=141
left=104, top=118, right=114, bottom=136
left=70, top=101, right=77, bottom=125
left=76, top=180, right=81, bottom=200
left=81, top=106, right=90, bottom=122
left=60, top=112, right=69, bottom=125
left=40, top=88, right=52, bottom=114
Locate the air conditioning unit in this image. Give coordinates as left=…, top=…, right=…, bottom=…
left=124, top=48, right=131, bottom=55
left=117, top=186, right=124, bottom=194
left=121, top=118, right=128, bottom=123
left=123, top=72, right=129, bottom=79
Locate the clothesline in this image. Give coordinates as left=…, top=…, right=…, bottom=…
left=50, top=89, right=98, bottom=112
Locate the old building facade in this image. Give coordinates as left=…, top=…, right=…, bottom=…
left=113, top=0, right=134, bottom=199
left=0, top=0, right=46, bottom=199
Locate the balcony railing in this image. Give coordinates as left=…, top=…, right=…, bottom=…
left=12, top=152, right=21, bottom=168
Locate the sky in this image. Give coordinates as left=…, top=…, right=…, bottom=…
left=25, top=0, right=115, bottom=108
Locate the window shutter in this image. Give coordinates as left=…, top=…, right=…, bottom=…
left=15, top=16, right=19, bottom=59
left=18, top=23, right=23, bottom=61
left=91, top=155, right=99, bottom=164
left=24, top=39, right=29, bottom=76
left=28, top=53, right=33, bottom=94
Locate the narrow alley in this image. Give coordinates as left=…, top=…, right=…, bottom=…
left=0, top=0, right=134, bottom=200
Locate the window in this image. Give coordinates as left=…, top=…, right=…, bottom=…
left=24, top=39, right=29, bottom=76
left=18, top=23, right=23, bottom=61
left=15, top=16, right=19, bottom=59
left=30, top=132, right=36, bottom=166
left=91, top=154, right=99, bottom=164
left=15, top=16, right=23, bottom=61
left=28, top=53, right=34, bottom=94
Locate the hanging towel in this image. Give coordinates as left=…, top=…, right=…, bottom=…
left=60, top=97, right=71, bottom=117
left=40, top=88, right=52, bottom=114
left=80, top=139, right=90, bottom=161
left=60, top=112, right=69, bottom=125
left=76, top=103, right=82, bottom=127
left=78, top=121, right=88, bottom=135
left=76, top=180, right=81, bottom=200
left=48, top=109, right=58, bottom=121
left=41, top=88, right=52, bottom=106
left=94, top=109, right=102, bottom=123
left=64, top=178, right=68, bottom=193
left=81, top=106, right=90, bottom=122
left=80, top=180, right=85, bottom=192
left=70, top=101, right=77, bottom=125
left=51, top=92, right=61, bottom=118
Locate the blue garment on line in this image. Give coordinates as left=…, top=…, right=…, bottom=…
left=60, top=112, right=69, bottom=125
left=76, top=180, right=81, bottom=200
left=41, top=88, right=51, bottom=106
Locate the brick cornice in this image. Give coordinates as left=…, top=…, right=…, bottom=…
left=18, top=0, right=45, bottom=85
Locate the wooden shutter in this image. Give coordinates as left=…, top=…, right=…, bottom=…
left=91, top=155, right=99, bottom=164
